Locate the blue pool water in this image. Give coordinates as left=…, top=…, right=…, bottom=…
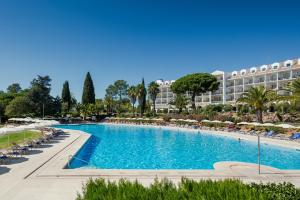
left=55, top=124, right=300, bottom=169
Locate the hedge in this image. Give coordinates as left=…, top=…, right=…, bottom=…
left=77, top=178, right=300, bottom=200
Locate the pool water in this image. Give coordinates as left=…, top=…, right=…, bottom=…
left=55, top=124, right=300, bottom=170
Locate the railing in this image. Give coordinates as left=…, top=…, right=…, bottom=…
left=67, top=154, right=89, bottom=168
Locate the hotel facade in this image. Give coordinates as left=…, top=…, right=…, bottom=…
left=155, top=58, right=300, bottom=111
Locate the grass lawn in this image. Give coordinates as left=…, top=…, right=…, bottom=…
left=0, top=130, right=42, bottom=149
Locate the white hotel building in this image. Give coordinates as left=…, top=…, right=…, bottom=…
left=155, top=58, right=300, bottom=111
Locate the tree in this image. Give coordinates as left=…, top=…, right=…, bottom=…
left=169, top=94, right=188, bottom=113
left=76, top=103, right=88, bottom=120
left=104, top=95, right=114, bottom=114
left=28, top=75, right=52, bottom=117
left=148, top=81, right=160, bottom=114
left=237, top=86, right=276, bottom=123
left=5, top=95, right=34, bottom=117
left=105, top=84, right=117, bottom=114
left=171, top=73, right=219, bottom=111
left=7, top=83, right=22, bottom=93
left=284, top=78, right=300, bottom=103
left=113, top=80, right=129, bottom=101
left=136, top=78, right=147, bottom=116
left=61, top=81, right=72, bottom=113
left=113, top=80, right=128, bottom=113
left=82, top=72, right=95, bottom=104
left=127, top=86, right=137, bottom=115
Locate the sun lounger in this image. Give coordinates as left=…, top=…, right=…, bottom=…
left=11, top=143, right=29, bottom=154
left=264, top=130, right=274, bottom=137
left=0, top=152, right=10, bottom=164
left=290, top=133, right=300, bottom=140
left=7, top=148, right=22, bottom=157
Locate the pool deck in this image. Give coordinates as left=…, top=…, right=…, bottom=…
left=0, top=126, right=300, bottom=200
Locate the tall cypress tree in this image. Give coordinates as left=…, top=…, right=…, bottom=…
left=82, top=72, right=95, bottom=104
left=141, top=78, right=146, bottom=113
left=61, top=81, right=71, bottom=111
left=137, top=78, right=147, bottom=115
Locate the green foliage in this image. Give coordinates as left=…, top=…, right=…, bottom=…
left=77, top=178, right=300, bottom=200
left=223, top=104, right=233, bottom=112
left=82, top=72, right=95, bottom=105
left=148, top=81, right=160, bottom=113
left=0, top=93, right=15, bottom=117
left=162, top=115, right=172, bottom=122
left=5, top=95, right=34, bottom=117
left=28, top=75, right=57, bottom=116
left=250, top=182, right=300, bottom=200
left=61, top=81, right=72, bottom=112
left=0, top=75, right=61, bottom=118
left=136, top=78, right=147, bottom=116
left=284, top=78, right=300, bottom=103
left=127, top=85, right=138, bottom=115
left=113, top=80, right=129, bottom=100
left=169, top=94, right=188, bottom=113
left=237, top=86, right=276, bottom=123
left=7, top=83, right=22, bottom=94
left=171, top=73, right=219, bottom=110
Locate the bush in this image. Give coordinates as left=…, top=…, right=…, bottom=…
left=77, top=178, right=300, bottom=200
left=162, top=115, right=172, bottom=122
left=250, top=182, right=300, bottom=200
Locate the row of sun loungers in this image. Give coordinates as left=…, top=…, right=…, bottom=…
left=0, top=128, right=65, bottom=165
left=108, top=120, right=300, bottom=142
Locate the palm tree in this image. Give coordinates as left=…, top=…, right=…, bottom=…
left=285, top=78, right=300, bottom=102
left=148, top=81, right=160, bottom=114
left=237, top=85, right=276, bottom=123
left=127, top=86, right=137, bottom=115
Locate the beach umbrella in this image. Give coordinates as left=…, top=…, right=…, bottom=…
left=237, top=122, right=250, bottom=125
left=211, top=120, right=222, bottom=123
left=186, top=119, right=198, bottom=123
left=259, top=123, right=275, bottom=127
left=201, top=119, right=211, bottom=122
left=224, top=121, right=234, bottom=124
left=248, top=122, right=262, bottom=126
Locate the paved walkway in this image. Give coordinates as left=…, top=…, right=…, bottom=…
left=0, top=128, right=299, bottom=200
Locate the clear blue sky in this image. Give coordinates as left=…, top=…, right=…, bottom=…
left=1, top=0, right=300, bottom=100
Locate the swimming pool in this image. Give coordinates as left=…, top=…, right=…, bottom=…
left=56, top=124, right=300, bottom=170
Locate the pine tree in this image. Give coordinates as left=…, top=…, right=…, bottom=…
left=82, top=72, right=95, bottom=104
left=61, top=81, right=71, bottom=111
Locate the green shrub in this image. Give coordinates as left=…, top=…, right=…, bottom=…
left=77, top=178, right=300, bottom=200
left=250, top=182, right=300, bottom=200
left=162, top=115, right=172, bottom=122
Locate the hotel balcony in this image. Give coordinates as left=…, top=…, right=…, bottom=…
left=226, top=88, right=234, bottom=94
left=226, top=95, right=234, bottom=102
left=235, top=81, right=243, bottom=86
left=254, top=77, right=265, bottom=83
left=211, top=97, right=223, bottom=103
left=212, top=90, right=223, bottom=95
left=266, top=75, right=277, bottom=82
left=202, top=97, right=210, bottom=102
